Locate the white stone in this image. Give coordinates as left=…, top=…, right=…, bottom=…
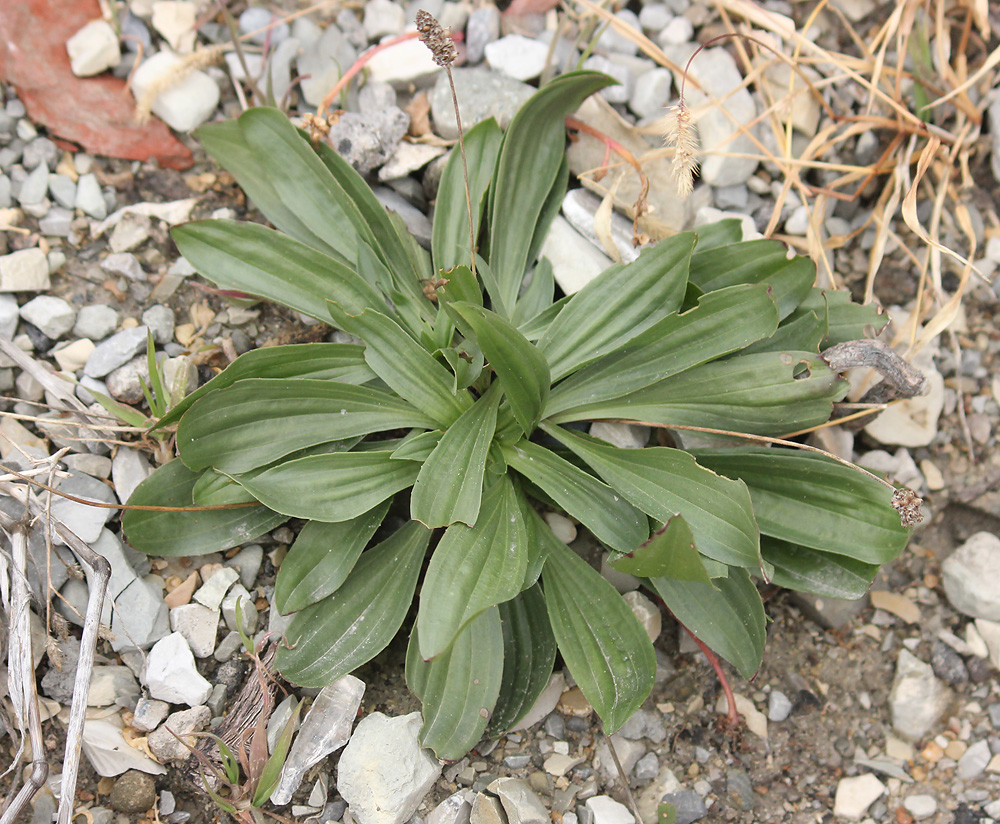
left=941, top=532, right=1000, bottom=620
left=427, top=792, right=473, bottom=824
left=225, top=544, right=263, bottom=590
left=493, top=777, right=548, bottom=824
left=539, top=216, right=614, bottom=295
left=52, top=339, right=95, bottom=372
left=629, top=67, right=673, bottom=119
left=132, top=696, right=170, bottom=732
left=363, top=0, right=405, bottom=40
left=144, top=632, right=213, bottom=706
left=130, top=52, right=220, bottom=132
left=336, top=712, right=442, bottom=824
left=112, top=445, right=153, bottom=505
left=511, top=672, right=565, bottom=731
left=169, top=603, right=220, bottom=658
left=585, top=796, right=634, bottom=824
left=832, top=774, right=884, bottom=821
left=768, top=690, right=792, bottom=722
left=623, top=590, right=661, bottom=642
left=589, top=422, right=649, bottom=449
left=193, top=566, right=239, bottom=610
left=87, top=665, right=139, bottom=707
left=0, top=248, right=50, bottom=292
left=151, top=1, right=198, bottom=52
left=147, top=705, right=211, bottom=761
left=889, top=650, right=951, bottom=742
left=657, top=16, right=693, bottom=46
left=271, top=675, right=365, bottom=805
left=485, top=35, right=550, bottom=82
left=75, top=173, right=107, bottom=219
left=112, top=577, right=170, bottom=651
left=957, top=739, right=991, bottom=780
left=542, top=512, right=576, bottom=544
left=976, top=617, right=1000, bottom=669
left=366, top=38, right=440, bottom=89
left=594, top=734, right=645, bottom=783
left=221, top=583, right=257, bottom=635
left=82, top=715, right=167, bottom=777
left=864, top=350, right=943, bottom=447
left=694, top=206, right=762, bottom=241
left=597, top=10, right=641, bottom=55
left=19, top=295, right=76, bottom=339
left=66, top=20, right=121, bottom=77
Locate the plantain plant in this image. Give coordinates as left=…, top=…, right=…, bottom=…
left=124, top=71, right=913, bottom=759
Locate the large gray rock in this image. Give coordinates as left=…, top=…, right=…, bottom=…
left=429, top=67, right=535, bottom=140
left=942, top=532, right=1000, bottom=620
left=111, top=577, right=169, bottom=651
left=336, top=712, right=441, bottom=824
left=889, top=650, right=952, bottom=742
left=327, top=108, right=410, bottom=174
left=84, top=326, right=150, bottom=377
left=50, top=470, right=117, bottom=543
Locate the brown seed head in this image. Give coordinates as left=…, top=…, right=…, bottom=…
left=891, top=487, right=923, bottom=528
left=416, top=9, right=457, bottom=68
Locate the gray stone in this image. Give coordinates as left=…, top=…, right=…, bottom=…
left=49, top=470, right=116, bottom=543
left=214, top=631, right=243, bottom=662
left=930, top=639, right=968, bottom=685
left=142, top=304, right=175, bottom=344
left=0, top=294, right=18, bottom=337
left=599, top=10, right=641, bottom=54
left=657, top=16, right=694, bottom=46
left=373, top=186, right=432, bottom=248
left=41, top=637, right=81, bottom=702
left=430, top=67, right=534, bottom=141
left=492, top=778, right=547, bottom=824
left=39, top=207, right=73, bottom=237
left=147, top=705, right=211, bottom=761
left=328, top=108, right=410, bottom=174
left=767, top=690, right=793, bottom=722
left=266, top=695, right=300, bottom=754
left=357, top=81, right=397, bottom=115
left=74, top=303, right=120, bottom=340
left=0, top=174, right=10, bottom=208
left=726, top=769, right=754, bottom=811
left=957, top=739, right=991, bottom=780
left=85, top=326, right=149, bottom=377
left=170, top=603, right=220, bottom=658
left=594, top=734, right=645, bottom=783
left=990, top=94, right=1000, bottom=186
left=239, top=6, right=289, bottom=44
left=617, top=709, right=666, bottom=743
left=120, top=12, right=151, bottom=53
left=902, top=795, right=937, bottom=821
left=225, top=544, right=263, bottom=590
left=363, top=0, right=405, bottom=40
left=95, top=527, right=150, bottom=604
left=0, top=247, right=49, bottom=291
left=88, top=665, right=140, bottom=707
left=335, top=711, right=441, bottom=824
left=889, top=650, right=952, bottom=742
left=583, top=55, right=635, bottom=104
left=110, top=770, right=157, bottom=813
left=67, top=19, right=121, bottom=77
left=48, top=173, right=76, bottom=209
left=590, top=421, right=649, bottom=450
left=75, top=173, right=107, bottom=219
left=221, top=583, right=257, bottom=635
left=630, top=67, right=672, bottom=118
left=101, top=252, right=145, bottom=280
left=111, top=577, right=169, bottom=651
left=428, top=792, right=473, bottom=824
left=194, top=566, right=239, bottom=610
left=130, top=52, right=219, bottom=132
left=145, top=632, right=213, bottom=706
left=485, top=35, right=550, bottom=81
left=132, top=696, right=170, bottom=732
left=271, top=675, right=366, bottom=805
left=638, top=4, right=673, bottom=32
left=298, top=24, right=358, bottom=107
left=633, top=752, right=659, bottom=781
left=466, top=6, right=500, bottom=64
left=17, top=163, right=49, bottom=205
left=942, top=532, right=1000, bottom=620
left=789, top=590, right=868, bottom=630
left=112, top=446, right=153, bottom=505
left=106, top=355, right=150, bottom=403
left=471, top=794, right=505, bottom=824
left=19, top=294, right=76, bottom=339
left=663, top=44, right=758, bottom=186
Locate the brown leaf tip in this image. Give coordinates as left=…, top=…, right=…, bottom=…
left=891, top=487, right=923, bottom=528
left=416, top=9, right=457, bottom=68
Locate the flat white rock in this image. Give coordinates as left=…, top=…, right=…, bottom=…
left=833, top=774, right=884, bottom=820
left=336, top=711, right=442, bottom=824
left=889, top=650, right=951, bottom=742
left=66, top=20, right=121, bottom=77
left=539, top=216, right=613, bottom=295
left=131, top=52, right=220, bottom=132
left=169, top=603, right=220, bottom=658
left=150, top=1, right=198, bottom=52
left=144, top=632, right=213, bottom=706
left=864, top=350, right=943, bottom=447
left=82, top=714, right=167, bottom=776
left=0, top=248, right=50, bottom=292
left=585, top=796, right=634, bottom=824
left=485, top=35, right=550, bottom=81
left=941, top=532, right=1000, bottom=620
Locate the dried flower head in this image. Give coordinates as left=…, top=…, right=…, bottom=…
left=891, top=487, right=923, bottom=528
left=300, top=112, right=332, bottom=144
left=416, top=10, right=457, bottom=68
left=663, top=101, right=699, bottom=199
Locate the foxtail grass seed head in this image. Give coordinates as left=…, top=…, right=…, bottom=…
left=416, top=10, right=457, bottom=68
left=664, top=102, right=699, bottom=199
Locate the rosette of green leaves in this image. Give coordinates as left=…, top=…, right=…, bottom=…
left=124, top=72, right=911, bottom=760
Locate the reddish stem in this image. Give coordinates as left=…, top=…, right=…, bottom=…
left=319, top=31, right=420, bottom=118
left=683, top=626, right=739, bottom=729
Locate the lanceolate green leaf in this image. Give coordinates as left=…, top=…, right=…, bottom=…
left=448, top=302, right=550, bottom=436
left=788, top=288, right=889, bottom=346
left=551, top=351, right=846, bottom=435
left=521, top=499, right=555, bottom=588
left=173, top=220, right=386, bottom=322
left=688, top=238, right=814, bottom=319
left=610, top=516, right=712, bottom=584
left=406, top=607, right=504, bottom=760
left=691, top=448, right=910, bottom=565
left=545, top=284, right=779, bottom=417
left=503, top=439, right=648, bottom=554
left=328, top=305, right=472, bottom=427
left=489, top=585, right=557, bottom=735
left=276, top=522, right=430, bottom=686
left=542, top=540, right=655, bottom=732
left=433, top=118, right=503, bottom=275
left=154, top=343, right=375, bottom=429
left=123, top=460, right=285, bottom=557
left=240, top=107, right=377, bottom=266
left=411, top=384, right=501, bottom=528
left=691, top=218, right=743, bottom=251
left=273, top=500, right=390, bottom=614
left=489, top=71, right=615, bottom=309
left=538, top=232, right=695, bottom=380
left=233, top=450, right=419, bottom=522
left=762, top=537, right=880, bottom=600
left=194, top=116, right=346, bottom=261
left=542, top=425, right=761, bottom=571
left=178, top=379, right=436, bottom=474
left=417, top=476, right=527, bottom=659
left=650, top=567, right=765, bottom=680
